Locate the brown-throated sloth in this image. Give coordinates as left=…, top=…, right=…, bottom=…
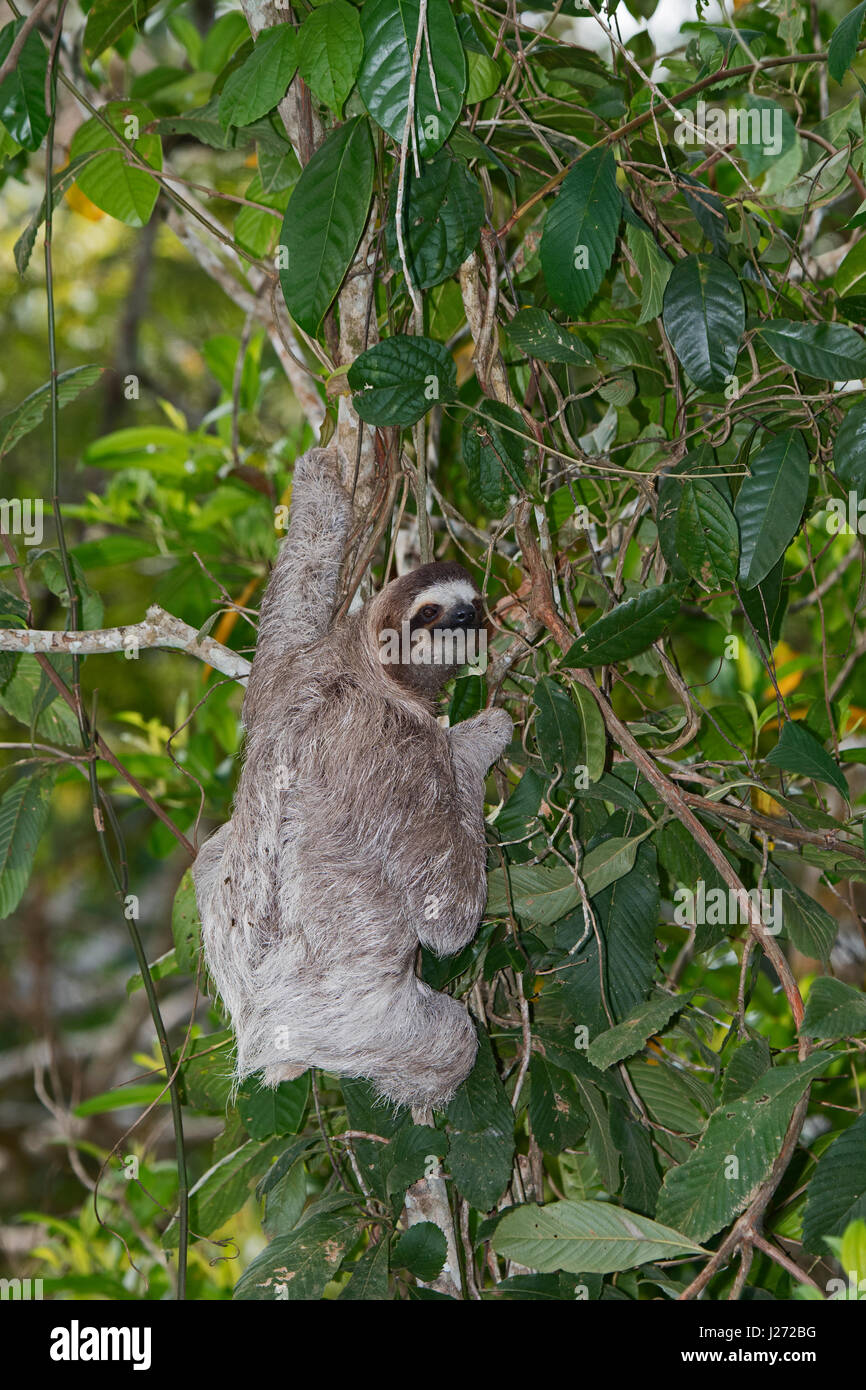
left=192, top=447, right=512, bottom=1110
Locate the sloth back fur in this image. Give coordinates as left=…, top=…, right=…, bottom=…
left=192, top=449, right=512, bottom=1109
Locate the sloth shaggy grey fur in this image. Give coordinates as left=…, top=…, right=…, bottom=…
left=192, top=448, right=512, bottom=1109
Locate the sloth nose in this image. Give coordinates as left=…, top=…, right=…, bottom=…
left=451, top=604, right=477, bottom=628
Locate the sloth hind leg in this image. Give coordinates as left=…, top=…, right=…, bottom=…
left=367, top=985, right=478, bottom=1112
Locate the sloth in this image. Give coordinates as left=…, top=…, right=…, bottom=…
left=192, top=447, right=512, bottom=1110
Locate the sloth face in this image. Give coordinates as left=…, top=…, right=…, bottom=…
left=372, top=562, right=487, bottom=702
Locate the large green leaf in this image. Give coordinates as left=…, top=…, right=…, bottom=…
left=487, top=861, right=579, bottom=926
left=446, top=1029, right=514, bottom=1211
left=625, top=223, right=672, bottom=324
left=834, top=400, right=866, bottom=489
left=759, top=320, right=866, bottom=379
left=386, top=150, right=483, bottom=289
left=557, top=841, right=659, bottom=1034
left=802, top=1111, right=866, bottom=1253
left=766, top=865, right=836, bottom=963
left=0, top=771, right=55, bottom=919
left=279, top=116, right=374, bottom=334
left=801, top=977, right=866, bottom=1039
left=297, top=1, right=362, bottom=118
left=656, top=1055, right=834, bottom=1241
left=533, top=675, right=605, bottom=782
left=234, top=1205, right=360, bottom=1298
left=766, top=720, right=848, bottom=800
left=0, top=367, right=104, bottom=458
left=659, top=473, right=739, bottom=591
left=0, top=19, right=48, bottom=151
left=506, top=307, right=594, bottom=365
left=562, top=585, right=681, bottom=667
left=828, top=0, right=866, bottom=83
left=461, top=402, right=528, bottom=514
left=84, top=0, right=162, bottom=59
left=540, top=147, right=621, bottom=315
left=734, top=430, right=809, bottom=589
left=392, top=1222, right=446, bottom=1281
left=586, top=991, right=684, bottom=1071
left=662, top=254, right=744, bottom=390
left=70, top=101, right=162, bottom=227
left=349, top=334, right=457, bottom=426
left=358, top=0, right=466, bottom=158
left=492, top=1200, right=704, bottom=1274
left=237, top=1073, right=311, bottom=1138
left=217, top=25, right=298, bottom=128
left=528, top=1055, right=587, bottom=1153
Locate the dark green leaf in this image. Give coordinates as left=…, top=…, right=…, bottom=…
left=662, top=254, right=744, bottom=390
left=802, top=1111, right=866, bottom=1253
left=540, top=147, right=621, bottom=315
left=492, top=1200, right=703, bottom=1273
left=0, top=19, right=48, bottom=151
left=735, top=430, right=809, bottom=589
left=801, top=977, right=866, bottom=1039
left=297, top=1, right=362, bottom=118
left=84, top=0, right=162, bottom=60
left=279, top=117, right=374, bottom=334
left=0, top=771, right=55, bottom=919
left=766, top=721, right=848, bottom=800
left=392, top=1222, right=447, bottom=1280
left=217, top=25, right=298, bottom=129
left=562, top=585, right=681, bottom=668
left=828, top=0, right=866, bottom=83
left=461, top=402, right=528, bottom=513
left=386, top=150, right=483, bottom=289
left=507, top=307, right=595, bottom=365
left=759, top=319, right=866, bottom=379
left=349, top=334, right=457, bottom=426
left=358, top=0, right=465, bottom=157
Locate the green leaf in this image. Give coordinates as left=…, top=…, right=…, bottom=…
left=581, top=835, right=642, bottom=897
left=392, top=1222, right=446, bottom=1281
left=802, top=977, right=866, bottom=1039
left=672, top=476, right=739, bottom=591
left=446, top=1029, right=514, bottom=1211
left=74, top=1083, right=168, bottom=1116
left=171, top=869, right=201, bottom=975
left=802, top=1111, right=866, bottom=1253
left=487, top=861, right=578, bottom=926
left=766, top=865, right=836, bottom=962
left=217, top=25, right=298, bottom=128
left=828, top=0, right=866, bottom=83
left=540, top=147, right=621, bottom=315
left=237, top=1073, right=311, bottom=1138
left=279, top=116, right=374, bottom=335
left=0, top=19, right=48, bottom=151
left=70, top=101, right=162, bottom=227
left=339, top=1238, right=390, bottom=1300
left=533, top=675, right=605, bottom=781
left=348, top=334, right=457, bottom=426
left=0, top=771, right=55, bottom=919
left=835, top=399, right=866, bottom=489
left=735, top=430, right=809, bottom=589
left=662, top=254, right=744, bottom=391
left=492, top=1200, right=704, bottom=1274
left=562, top=585, right=681, bottom=668
left=461, top=402, right=528, bottom=513
left=759, top=319, right=866, bottom=379
left=234, top=1206, right=359, bottom=1297
left=656, top=1055, right=834, bottom=1241
left=766, top=721, right=848, bottom=800
left=557, top=842, right=659, bottom=1034
left=84, top=0, right=162, bottom=59
left=506, top=307, right=594, bottom=365
left=0, top=367, right=104, bottom=458
left=587, top=991, right=684, bottom=1070
left=528, top=1055, right=587, bottom=1153
left=297, top=1, right=362, bottom=118
left=386, top=150, right=483, bottom=289
left=625, top=223, right=672, bottom=324
left=358, top=0, right=466, bottom=158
